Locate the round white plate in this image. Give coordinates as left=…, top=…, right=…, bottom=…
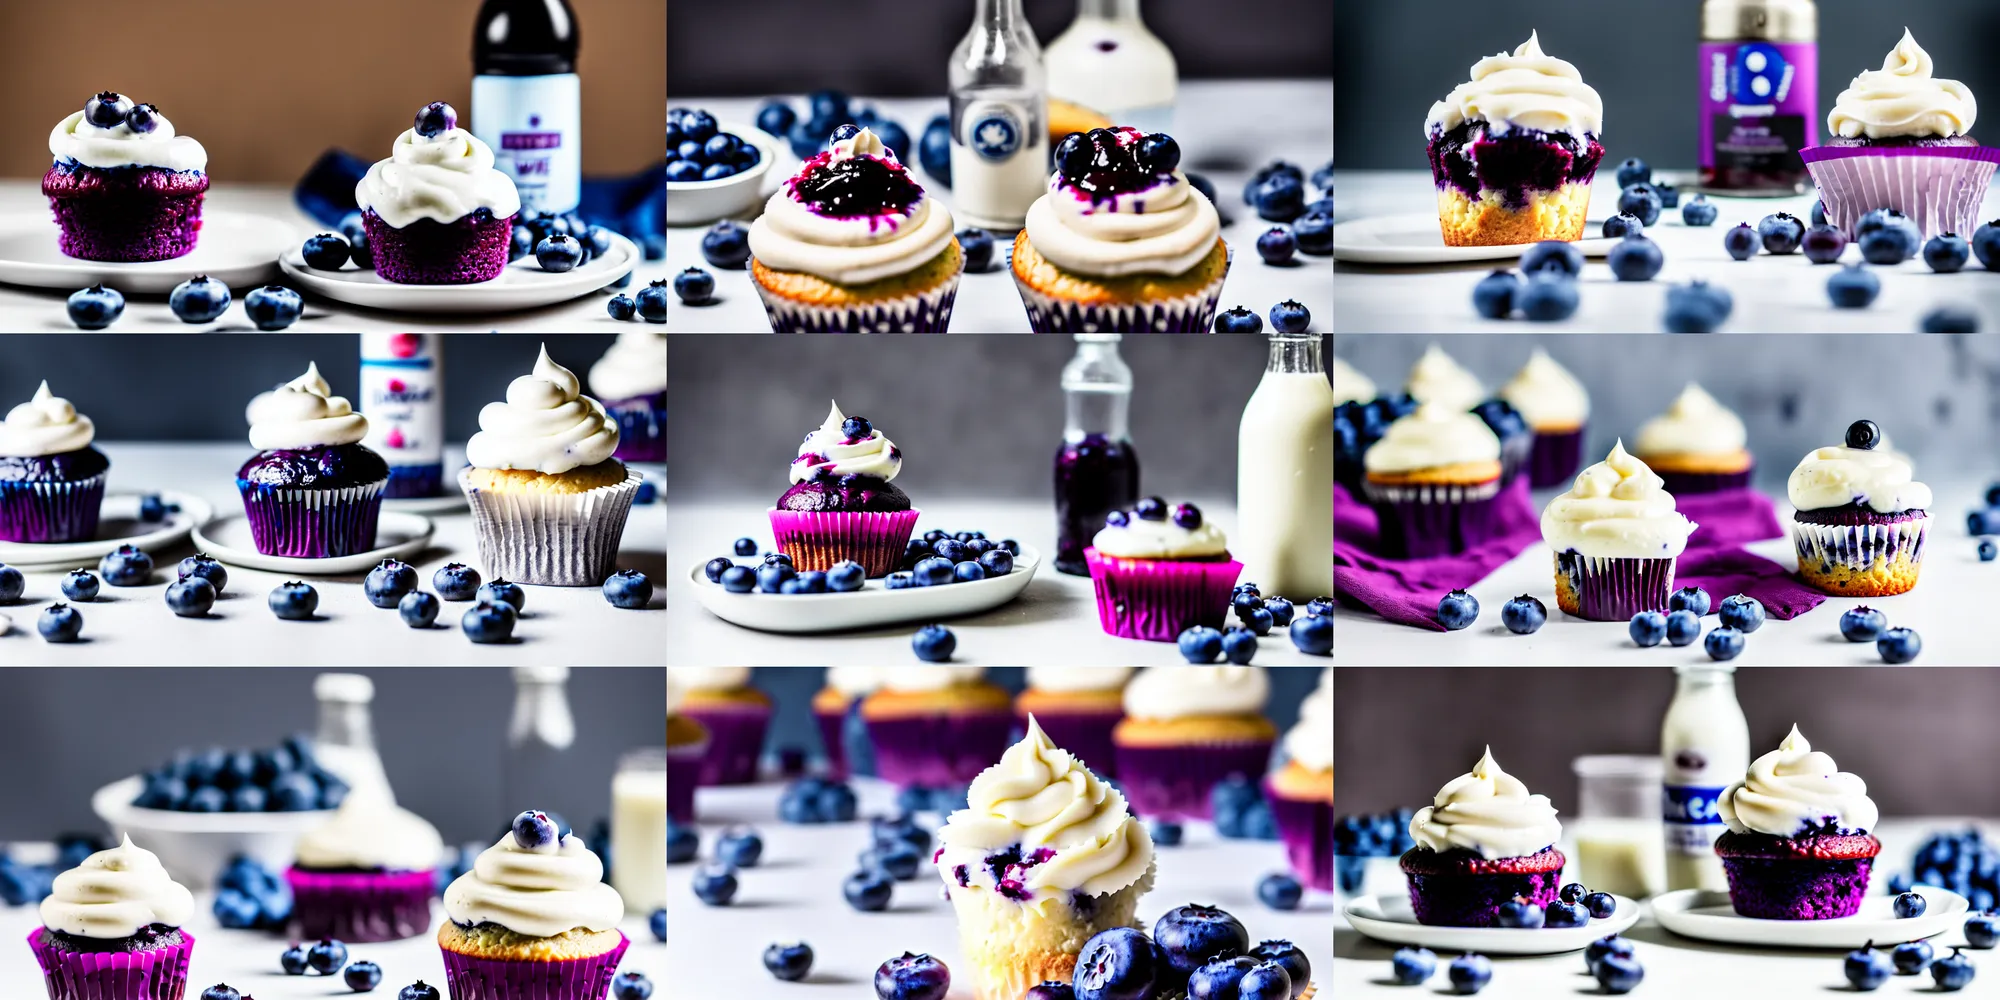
left=277, top=230, right=639, bottom=315
left=0, top=491, right=213, bottom=567
left=193, top=510, right=434, bottom=576
left=383, top=492, right=468, bottom=515
left=1333, top=212, right=1621, bottom=264
left=1343, top=892, right=1642, bottom=956
left=0, top=211, right=293, bottom=293
left=1652, top=886, right=1966, bottom=949
left=688, top=542, right=1042, bottom=633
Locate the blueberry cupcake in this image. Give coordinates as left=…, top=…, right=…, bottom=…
left=1268, top=667, right=1333, bottom=893
left=1715, top=726, right=1881, bottom=920
left=1786, top=419, right=1930, bottom=597
left=287, top=788, right=444, bottom=942
left=1499, top=348, right=1588, bottom=489
left=1015, top=666, right=1133, bottom=778
left=586, top=331, right=667, bottom=464
left=358, top=102, right=522, bottom=284
left=31, top=836, right=196, bottom=1000
left=1112, top=666, right=1276, bottom=820
left=1362, top=402, right=1505, bottom=559
left=811, top=666, right=885, bottom=780
left=44, top=92, right=208, bottom=261
left=1632, top=383, right=1755, bottom=495
left=671, top=667, right=773, bottom=786
left=666, top=675, right=709, bottom=824
left=1332, top=356, right=1376, bottom=406
left=439, top=812, right=628, bottom=1000
left=1401, top=748, right=1565, bottom=927
left=859, top=667, right=1016, bottom=791
left=768, top=401, right=918, bottom=577
left=239, top=364, right=390, bottom=558
left=1541, top=441, right=1697, bottom=620
left=0, top=382, right=108, bottom=544
left=936, top=717, right=1156, bottom=1000
left=1012, top=126, right=1229, bottom=332
left=748, top=126, right=962, bottom=332
left=1083, top=497, right=1242, bottom=641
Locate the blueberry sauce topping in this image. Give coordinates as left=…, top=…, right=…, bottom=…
left=1053, top=126, right=1180, bottom=208
left=787, top=149, right=924, bottom=225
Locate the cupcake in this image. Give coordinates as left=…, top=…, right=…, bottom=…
left=1400, top=748, right=1565, bottom=927
left=1714, top=725, right=1881, bottom=920
left=1632, top=383, right=1755, bottom=495
left=748, top=126, right=962, bottom=332
left=1804, top=30, right=1997, bottom=238
left=44, top=92, right=208, bottom=262
left=671, top=667, right=772, bottom=786
left=460, top=346, right=641, bottom=587
left=1361, top=402, right=1505, bottom=559
left=1332, top=356, right=1376, bottom=406
left=936, top=717, right=1156, bottom=1000
left=1012, top=126, right=1229, bottom=332
left=31, top=836, right=196, bottom=1000
left=811, top=666, right=885, bottom=780
left=1785, top=419, right=1930, bottom=597
left=439, top=816, right=628, bottom=1000
left=587, top=332, right=667, bottom=464
left=666, top=674, right=709, bottom=824
left=1499, top=348, right=1588, bottom=489
left=1402, top=344, right=1485, bottom=413
left=859, top=667, right=1015, bottom=791
left=1426, top=32, right=1605, bottom=246
left=1015, top=666, right=1133, bottom=777
left=1268, top=668, right=1333, bottom=893
left=287, top=788, right=443, bottom=942
left=768, top=401, right=918, bottom=577
left=0, top=382, right=108, bottom=544
left=1542, top=441, right=1697, bottom=620
left=357, top=102, right=521, bottom=285
left=1083, top=497, right=1242, bottom=641
left=239, top=364, right=390, bottom=558
left=1111, top=666, right=1276, bottom=820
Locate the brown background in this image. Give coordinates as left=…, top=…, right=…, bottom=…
left=0, top=0, right=664, bottom=183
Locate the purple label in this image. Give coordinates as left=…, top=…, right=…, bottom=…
left=500, top=132, right=563, bottom=151
left=1699, top=40, right=1817, bottom=171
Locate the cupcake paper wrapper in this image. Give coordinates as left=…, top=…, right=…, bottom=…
left=812, top=707, right=849, bottom=779
left=1362, top=478, right=1504, bottom=560
left=285, top=867, right=434, bottom=943
left=0, top=473, right=105, bottom=544
left=440, top=931, right=629, bottom=1000
left=753, top=266, right=962, bottom=333
left=1721, top=856, right=1872, bottom=920
left=1801, top=144, right=2000, bottom=240
left=1114, top=740, right=1274, bottom=820
left=864, top=710, right=1016, bottom=789
left=1554, top=552, right=1676, bottom=621
left=1790, top=516, right=1927, bottom=596
left=1020, top=709, right=1123, bottom=778
left=676, top=703, right=771, bottom=785
left=767, top=508, right=921, bottom=577
left=605, top=395, right=666, bottom=464
left=1015, top=249, right=1231, bottom=333
left=1657, top=468, right=1755, bottom=495
left=29, top=927, right=194, bottom=1000
left=1083, top=548, right=1242, bottom=642
left=1267, top=778, right=1333, bottom=893
left=460, top=468, right=642, bottom=587
left=237, top=480, right=385, bottom=558
left=666, top=741, right=704, bottom=823
left=1526, top=427, right=1584, bottom=490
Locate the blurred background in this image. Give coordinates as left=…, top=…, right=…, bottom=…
left=1334, top=0, right=2000, bottom=169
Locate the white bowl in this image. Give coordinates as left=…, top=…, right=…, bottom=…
left=666, top=121, right=779, bottom=226
left=91, top=776, right=334, bottom=889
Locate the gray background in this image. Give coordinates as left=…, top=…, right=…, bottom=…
left=1336, top=667, right=2000, bottom=819
left=0, top=335, right=624, bottom=442
left=0, top=667, right=664, bottom=844
left=1335, top=1, right=2000, bottom=169
left=669, top=0, right=1334, bottom=96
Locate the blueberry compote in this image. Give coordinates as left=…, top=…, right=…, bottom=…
left=788, top=148, right=925, bottom=231
left=1427, top=121, right=1605, bottom=209
left=982, top=845, right=1058, bottom=901
left=1056, top=435, right=1138, bottom=575
left=1053, top=126, right=1178, bottom=209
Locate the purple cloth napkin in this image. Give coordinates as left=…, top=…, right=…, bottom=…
left=1680, top=488, right=1786, bottom=550
left=1676, top=547, right=1826, bottom=621
left=1335, top=479, right=1542, bottom=632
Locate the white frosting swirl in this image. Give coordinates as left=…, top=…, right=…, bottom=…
left=1499, top=347, right=1589, bottom=429
left=1091, top=507, right=1228, bottom=559
left=1362, top=401, right=1501, bottom=474
left=1333, top=356, right=1376, bottom=406
left=666, top=673, right=687, bottom=716
left=1426, top=31, right=1605, bottom=140
left=245, top=362, right=370, bottom=451
left=1285, top=668, right=1332, bottom=772
left=442, top=831, right=624, bottom=938
left=1828, top=29, right=1978, bottom=140
left=825, top=665, right=887, bottom=698
left=50, top=108, right=206, bottom=172
left=1404, top=344, right=1486, bottom=412
left=673, top=667, right=751, bottom=691
left=1541, top=441, right=1697, bottom=559
left=1786, top=439, right=1932, bottom=513
left=1023, top=129, right=1221, bottom=278
left=356, top=127, right=522, bottom=229
left=1719, top=725, right=1880, bottom=837
left=295, top=788, right=445, bottom=872
left=1026, top=666, right=1134, bottom=693
left=588, top=332, right=667, bottom=402
left=1123, top=666, right=1269, bottom=721
left=1, top=381, right=96, bottom=457
left=748, top=127, right=955, bottom=285
left=1409, top=748, right=1563, bottom=860
left=465, top=345, right=621, bottom=475
left=878, top=666, right=987, bottom=692
left=791, top=401, right=901, bottom=483
left=40, top=836, right=195, bottom=938
left=1634, top=383, right=1747, bottom=457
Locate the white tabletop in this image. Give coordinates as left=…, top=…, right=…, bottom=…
left=667, top=498, right=1330, bottom=667
left=1335, top=818, right=1993, bottom=998
left=670, top=778, right=1332, bottom=999
left=666, top=80, right=1333, bottom=332
left=0, top=442, right=665, bottom=665
left=1331, top=170, right=2000, bottom=333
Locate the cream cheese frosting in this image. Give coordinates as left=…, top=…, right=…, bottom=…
left=1023, top=128, right=1220, bottom=278
left=50, top=108, right=206, bottom=173
left=1541, top=441, right=1697, bottom=559
left=666, top=672, right=687, bottom=716
left=1285, top=668, right=1332, bottom=772
left=442, top=829, right=624, bottom=938
left=748, top=127, right=955, bottom=285
left=791, top=401, right=901, bottom=483
left=40, top=836, right=195, bottom=938
left=1719, top=725, right=1879, bottom=837
left=1091, top=506, right=1228, bottom=559
left=1499, top=348, right=1589, bottom=429
left=465, top=345, right=621, bottom=475
left=878, top=666, right=987, bottom=692
left=1426, top=31, right=1605, bottom=140
left=245, top=363, right=371, bottom=451
left=295, top=788, right=445, bottom=872
left=587, top=331, right=667, bottom=403
left=1786, top=439, right=1932, bottom=513
left=1409, top=748, right=1562, bottom=860
left=1, top=382, right=96, bottom=457
left=1827, top=29, right=1978, bottom=140
left=1362, top=401, right=1501, bottom=475
left=1026, top=666, right=1134, bottom=693
left=356, top=124, right=522, bottom=229
left=1123, top=666, right=1268, bottom=720
left=1333, top=356, right=1377, bottom=405
left=672, top=666, right=752, bottom=691
left=824, top=665, right=887, bottom=698
left=1404, top=345, right=1486, bottom=412
left=1634, top=383, right=1747, bottom=457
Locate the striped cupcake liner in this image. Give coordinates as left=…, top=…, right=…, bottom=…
left=1114, top=740, right=1274, bottom=820
left=285, top=867, right=435, bottom=943
left=767, top=507, right=921, bottom=577
left=1791, top=516, right=1927, bottom=595
left=237, top=480, right=385, bottom=558
left=1553, top=551, right=1676, bottom=621
left=1016, top=248, right=1232, bottom=333
left=1801, top=145, right=2000, bottom=240
left=1267, top=777, right=1334, bottom=893
left=29, top=926, right=194, bottom=1000
left=440, top=932, right=629, bottom=1000
left=752, top=263, right=963, bottom=333
left=460, top=467, right=642, bottom=587
left=1361, top=477, right=1504, bottom=559
left=864, top=709, right=1016, bottom=789
left=676, top=702, right=770, bottom=785
left=0, top=472, right=105, bottom=543
left=1083, top=547, right=1242, bottom=642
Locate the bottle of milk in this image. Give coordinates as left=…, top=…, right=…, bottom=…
left=1661, top=664, right=1750, bottom=892
left=1045, top=0, right=1179, bottom=134
left=312, top=673, right=395, bottom=805
left=611, top=747, right=667, bottom=913
left=1234, top=332, right=1335, bottom=600
left=949, top=0, right=1050, bottom=232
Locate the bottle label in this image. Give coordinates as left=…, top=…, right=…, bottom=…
left=360, top=333, right=444, bottom=497
left=1662, top=783, right=1728, bottom=855
left=472, top=73, right=582, bottom=214
left=961, top=100, right=1029, bottom=164
left=1698, top=41, right=1817, bottom=179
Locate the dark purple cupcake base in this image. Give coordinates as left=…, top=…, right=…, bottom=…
left=1113, top=740, right=1274, bottom=820
left=1401, top=847, right=1565, bottom=927
left=1657, top=467, right=1755, bottom=495
left=1720, top=855, right=1873, bottom=920
left=676, top=702, right=770, bottom=786
left=864, top=710, right=1015, bottom=789
left=606, top=394, right=666, bottom=463
left=285, top=867, right=435, bottom=942
left=1267, top=779, right=1332, bottom=892
left=236, top=480, right=385, bottom=558
left=43, top=163, right=206, bottom=262
left=0, top=472, right=106, bottom=544
left=29, top=926, right=194, bottom=1000
left=441, top=930, right=628, bottom=1000
left=813, top=706, right=850, bottom=780
left=1526, top=427, right=1584, bottom=489
left=1021, top=709, right=1123, bottom=778
left=362, top=209, right=515, bottom=285
left=1363, top=479, right=1503, bottom=559
left=667, top=746, right=701, bottom=823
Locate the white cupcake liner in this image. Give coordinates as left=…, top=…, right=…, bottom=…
left=1790, top=515, right=1928, bottom=590
left=1801, top=145, right=2000, bottom=239
left=750, top=260, right=963, bottom=333
left=458, top=466, right=642, bottom=587
left=1015, top=247, right=1232, bottom=333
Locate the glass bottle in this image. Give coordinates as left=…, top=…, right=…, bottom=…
left=1234, top=333, right=1335, bottom=600
left=611, top=747, right=666, bottom=913
left=503, top=666, right=586, bottom=832
left=473, top=0, right=583, bottom=214
left=949, top=0, right=1050, bottom=232
left=312, top=672, right=394, bottom=804
left=1045, top=0, right=1179, bottom=134
left=1054, top=334, right=1140, bottom=576
left=359, top=333, right=445, bottom=499
left=1661, top=664, right=1750, bottom=892
left=1699, top=0, right=1817, bottom=195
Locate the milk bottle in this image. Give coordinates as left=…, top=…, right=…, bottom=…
left=1045, top=0, right=1179, bottom=134
left=1661, top=664, right=1749, bottom=892
left=612, top=747, right=667, bottom=912
left=1235, top=332, right=1335, bottom=600
left=949, top=0, right=1050, bottom=231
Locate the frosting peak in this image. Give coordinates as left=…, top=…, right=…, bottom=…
left=1634, top=383, right=1747, bottom=457
left=442, top=827, right=624, bottom=937
left=790, top=401, right=901, bottom=484
left=587, top=331, right=667, bottom=403
left=1361, top=400, right=1501, bottom=474
left=1, top=381, right=96, bottom=457
left=1026, top=666, right=1134, bottom=693
left=40, top=835, right=195, bottom=938
left=1403, top=344, right=1486, bottom=412
left=1786, top=436, right=1931, bottom=513
left=1122, top=666, right=1268, bottom=721
left=1285, top=668, right=1332, bottom=772
left=246, top=362, right=371, bottom=451
left=294, top=787, right=445, bottom=872
left=1541, top=441, right=1697, bottom=559
left=877, top=666, right=986, bottom=692
left=465, top=345, right=620, bottom=475
left=1409, top=748, right=1563, bottom=860
left=1719, top=725, right=1880, bottom=837
left=1426, top=31, right=1605, bottom=139
left=355, top=122, right=522, bottom=228
left=1333, top=356, right=1377, bottom=406
left=1828, top=29, right=1977, bottom=140
left=1499, top=347, right=1589, bottom=429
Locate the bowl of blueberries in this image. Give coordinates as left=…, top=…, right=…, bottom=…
left=666, top=107, right=778, bottom=227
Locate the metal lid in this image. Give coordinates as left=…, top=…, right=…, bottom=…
left=1703, top=0, right=1817, bottom=42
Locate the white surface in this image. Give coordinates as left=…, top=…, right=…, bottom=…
left=1331, top=170, right=2000, bottom=332
left=0, top=442, right=665, bottom=665
left=0, top=490, right=210, bottom=566
left=1332, top=213, right=1622, bottom=264
left=91, top=776, right=336, bottom=890
left=0, top=210, right=290, bottom=292
left=667, top=81, right=1333, bottom=332
left=1650, top=886, right=1965, bottom=949
left=383, top=492, right=470, bottom=516
left=277, top=230, right=639, bottom=315
left=685, top=542, right=1042, bottom=633
left=665, top=122, right=782, bottom=226
left=668, top=779, right=1331, bottom=1000
left=1343, top=892, right=1639, bottom=955
left=667, top=499, right=1331, bottom=666
left=193, top=511, right=436, bottom=576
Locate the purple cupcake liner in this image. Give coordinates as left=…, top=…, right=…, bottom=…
left=460, top=467, right=642, bottom=587
left=362, top=209, right=515, bottom=285
left=236, top=480, right=385, bottom=558
left=1802, top=144, right=2000, bottom=239
left=1554, top=551, right=1676, bottom=621
left=1113, top=740, right=1274, bottom=820
left=1361, top=478, right=1504, bottom=559
left=666, top=742, right=703, bottom=823
left=440, top=930, right=629, bottom=1000
left=1656, top=467, right=1754, bottom=495
left=1021, top=709, right=1123, bottom=778
left=1083, top=548, right=1242, bottom=642
left=0, top=472, right=105, bottom=544
left=1015, top=248, right=1231, bottom=333
left=44, top=165, right=206, bottom=262
left=1267, top=779, right=1333, bottom=893
left=768, top=507, right=921, bottom=577
left=1526, top=426, right=1584, bottom=489
left=285, top=867, right=435, bottom=942
left=1721, top=856, right=1872, bottom=920
left=813, top=706, right=849, bottom=779
left=863, top=709, right=1015, bottom=789
left=676, top=702, right=771, bottom=786
left=606, top=394, right=666, bottom=464
left=29, top=926, right=194, bottom=1000
left=1405, top=864, right=1563, bottom=927
left=752, top=260, right=962, bottom=333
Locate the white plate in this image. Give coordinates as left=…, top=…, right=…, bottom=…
left=1333, top=212, right=1621, bottom=264
left=383, top=492, right=468, bottom=515
left=688, top=542, right=1042, bottom=633
left=1652, top=886, right=1966, bottom=949
left=1343, top=892, right=1642, bottom=956
left=193, top=510, right=434, bottom=576
left=276, top=230, right=639, bottom=315
left=0, top=491, right=212, bottom=567
left=0, top=211, right=293, bottom=293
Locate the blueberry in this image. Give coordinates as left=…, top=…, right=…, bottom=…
left=280, top=944, right=310, bottom=975
left=1657, top=184, right=1680, bottom=208
left=84, top=91, right=134, bottom=128
left=1932, top=948, right=1975, bottom=991
left=1922, top=306, right=1981, bottom=333
left=533, top=233, right=583, bottom=272
left=715, top=825, right=764, bottom=868
left=1801, top=224, right=1847, bottom=264
left=162, top=274, right=234, bottom=326
left=413, top=100, right=457, bottom=138
left=433, top=563, right=481, bottom=601
left=1894, top=940, right=1933, bottom=975
left=1585, top=891, right=1617, bottom=918
left=691, top=863, right=739, bottom=906
left=1845, top=418, right=1881, bottom=450
left=477, top=578, right=525, bottom=613
left=268, top=581, right=318, bottom=621
left=36, top=603, right=82, bottom=642
left=201, top=986, right=243, bottom=1000
left=1669, top=586, right=1711, bottom=616
left=1177, top=626, right=1224, bottom=663
left=397, top=590, right=439, bottom=627
left=461, top=601, right=516, bottom=643
left=1292, top=211, right=1332, bottom=255
left=912, top=623, right=956, bottom=662
left=1256, top=227, right=1296, bottom=265
left=821, top=560, right=865, bottom=592
left=919, top=115, right=952, bottom=187
left=362, top=559, right=415, bottom=608
left=764, top=941, right=814, bottom=981
left=1471, top=269, right=1523, bottom=319
left=343, top=959, right=382, bottom=991
left=1665, top=609, right=1700, bottom=646
left=1500, top=594, right=1545, bottom=634
left=58, top=569, right=98, bottom=602
left=1291, top=614, right=1333, bottom=656
left=0, top=565, right=24, bottom=604
left=1717, top=594, right=1765, bottom=632
left=1664, top=279, right=1733, bottom=332
left=1155, top=904, right=1250, bottom=981
left=1496, top=896, right=1545, bottom=928
left=244, top=285, right=303, bottom=331
left=1895, top=891, right=1927, bottom=918
left=1827, top=263, right=1881, bottom=309
left=1546, top=900, right=1589, bottom=928
left=138, top=494, right=168, bottom=522
left=1878, top=627, right=1922, bottom=663
left=1617, top=184, right=1662, bottom=227
left=977, top=548, right=1012, bottom=577
left=948, top=226, right=999, bottom=274
left=1134, top=496, right=1167, bottom=521
left=1723, top=223, right=1761, bottom=260
left=665, top=159, right=702, bottom=183
left=1220, top=627, right=1258, bottom=664
left=1983, top=539, right=1998, bottom=562
left=1615, top=158, right=1651, bottom=189
left=66, top=284, right=124, bottom=330
left=858, top=840, right=923, bottom=880
left=603, top=568, right=654, bottom=609
left=756, top=102, right=798, bottom=138
left=301, top=233, right=351, bottom=271
left=1447, top=953, right=1492, bottom=994
left=1262, top=597, right=1295, bottom=626
left=1519, top=272, right=1580, bottom=322
left=1188, top=956, right=1256, bottom=1000
left=1860, top=225, right=1918, bottom=265
left=1253, top=173, right=1306, bottom=222
left=1026, top=986, right=1077, bottom=1000
left=680, top=108, right=720, bottom=143
left=874, top=952, right=948, bottom=1000
left=1170, top=502, right=1204, bottom=530
left=166, top=578, right=215, bottom=618
left=1269, top=299, right=1311, bottom=332
left=1839, top=605, right=1888, bottom=642
left=1681, top=193, right=1719, bottom=226
left=1075, top=926, right=1160, bottom=1000
left=1757, top=212, right=1805, bottom=254
left=1975, top=220, right=2000, bottom=269
left=610, top=973, right=653, bottom=1000
left=1967, top=913, right=2000, bottom=949
left=1213, top=306, right=1263, bottom=333
left=951, top=561, right=986, bottom=583
left=1520, top=240, right=1585, bottom=277
left=1608, top=235, right=1663, bottom=282
left=843, top=868, right=892, bottom=911
left=1437, top=589, right=1479, bottom=630
left=1391, top=947, right=1436, bottom=986
left=1856, top=208, right=1907, bottom=240
left=1149, top=820, right=1184, bottom=846
left=99, top=545, right=154, bottom=587
left=1602, top=213, right=1644, bottom=239
left=1586, top=935, right=1636, bottom=977
left=306, top=938, right=348, bottom=975
left=701, top=221, right=752, bottom=269
left=1594, top=953, right=1643, bottom=994
left=400, top=985, right=441, bottom=1000
left=1917, top=232, right=1972, bottom=274
left=1137, top=133, right=1180, bottom=174
left=667, top=824, right=699, bottom=863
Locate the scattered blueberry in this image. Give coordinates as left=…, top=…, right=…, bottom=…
left=912, top=623, right=956, bottom=662
left=37, top=604, right=83, bottom=643
left=691, top=864, right=739, bottom=906
left=1496, top=896, right=1544, bottom=928
left=362, top=560, right=416, bottom=609
left=1827, top=263, right=1881, bottom=308
left=1664, top=279, right=1733, bottom=333
left=98, top=545, right=153, bottom=587
left=302, top=234, right=351, bottom=271
left=1545, top=900, right=1589, bottom=928
left=957, top=228, right=998, bottom=273
left=1471, top=269, right=1523, bottom=320
left=1584, top=891, right=1616, bottom=919
left=1723, top=223, right=1761, bottom=261
left=1878, top=626, right=1921, bottom=663
left=1894, top=940, right=1934, bottom=975
left=1392, top=947, right=1436, bottom=985
left=268, top=581, right=318, bottom=621
left=1594, top=952, right=1644, bottom=994
left=1256, top=872, right=1302, bottom=910
left=306, top=938, right=348, bottom=975
left=243, top=285, right=303, bottom=331
left=1932, top=948, right=1976, bottom=991
left=281, top=944, right=310, bottom=975
left=1757, top=212, right=1805, bottom=254
left=603, top=569, right=654, bottom=609
left=343, top=960, right=382, bottom=992
left=1895, top=891, right=1927, bottom=918
left=1681, top=194, right=1719, bottom=227
left=764, top=941, right=814, bottom=981
left=1974, top=220, right=2000, bottom=269
left=1269, top=299, right=1310, bottom=332
left=477, top=578, right=525, bottom=614
left=1615, top=158, right=1651, bottom=189
left=701, top=221, right=752, bottom=269
left=66, top=284, right=124, bottom=330
left=1841, top=606, right=1889, bottom=641
left=1860, top=224, right=1918, bottom=265
left=1520, top=240, right=1584, bottom=277
left=170, top=275, right=233, bottom=322
left=397, top=590, right=439, bottom=628
left=844, top=868, right=892, bottom=911
left=1802, top=224, right=1847, bottom=264
left=1602, top=213, right=1643, bottom=239
left=1447, top=953, right=1492, bottom=994
left=1608, top=235, right=1663, bottom=282
left=1665, top=609, right=1701, bottom=646
left=1289, top=614, right=1332, bottom=655
left=612, top=972, right=654, bottom=1000
left=1256, top=227, right=1296, bottom=265
left=1519, top=272, right=1580, bottom=322
left=1668, top=586, right=1711, bottom=616
left=461, top=601, right=516, bottom=643
left=1717, top=594, right=1765, bottom=632
left=1500, top=594, right=1545, bottom=634
left=166, top=578, right=215, bottom=618
left=1213, top=306, right=1263, bottom=333
left=1922, top=306, right=1981, bottom=333
left=1437, top=589, right=1479, bottom=630
left=1178, top=625, right=1224, bottom=663
left=874, top=952, right=948, bottom=1000
left=1925, top=233, right=1971, bottom=273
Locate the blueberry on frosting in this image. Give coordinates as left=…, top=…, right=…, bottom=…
left=414, top=101, right=457, bottom=139
left=1844, top=419, right=1881, bottom=451
left=1051, top=127, right=1182, bottom=206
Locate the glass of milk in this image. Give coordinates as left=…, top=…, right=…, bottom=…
left=1570, top=754, right=1666, bottom=900
left=612, top=747, right=667, bottom=913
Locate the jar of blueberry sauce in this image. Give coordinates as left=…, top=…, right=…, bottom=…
left=1054, top=334, right=1140, bottom=576
left=1699, top=0, right=1817, bottom=196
